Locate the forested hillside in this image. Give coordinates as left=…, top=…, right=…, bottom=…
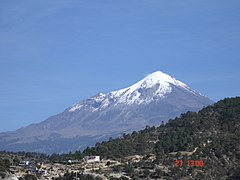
left=2, top=97, right=239, bottom=179
left=62, top=97, right=240, bottom=179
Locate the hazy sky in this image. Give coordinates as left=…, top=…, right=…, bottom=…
left=0, top=0, right=240, bottom=132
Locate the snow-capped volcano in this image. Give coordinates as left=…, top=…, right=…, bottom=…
left=111, top=71, right=190, bottom=97
left=0, top=71, right=213, bottom=154
left=69, top=71, right=197, bottom=111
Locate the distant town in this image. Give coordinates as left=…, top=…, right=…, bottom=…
left=1, top=152, right=160, bottom=179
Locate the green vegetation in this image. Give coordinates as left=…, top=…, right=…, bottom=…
left=1, top=97, right=240, bottom=179
left=0, top=158, right=10, bottom=178
left=70, top=97, right=240, bottom=179
left=19, top=174, right=37, bottom=180
left=0, top=158, right=10, bottom=172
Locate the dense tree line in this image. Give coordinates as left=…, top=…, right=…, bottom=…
left=62, top=97, right=240, bottom=179
left=2, top=97, right=239, bottom=179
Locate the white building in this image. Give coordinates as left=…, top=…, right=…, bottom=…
left=67, top=159, right=80, bottom=164
left=83, top=156, right=100, bottom=163
left=19, top=161, right=34, bottom=166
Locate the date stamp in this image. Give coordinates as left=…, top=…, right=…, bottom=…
left=175, top=159, right=204, bottom=167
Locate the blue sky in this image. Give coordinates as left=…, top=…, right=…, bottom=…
left=0, top=0, right=240, bottom=132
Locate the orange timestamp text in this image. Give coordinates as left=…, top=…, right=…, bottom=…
left=175, top=159, right=204, bottom=167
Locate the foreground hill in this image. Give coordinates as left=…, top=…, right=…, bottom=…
left=0, top=71, right=212, bottom=154
left=0, top=97, right=239, bottom=179
left=75, top=97, right=239, bottom=179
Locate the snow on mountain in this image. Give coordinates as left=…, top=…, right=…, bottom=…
left=110, top=71, right=194, bottom=105
left=0, top=71, right=213, bottom=154
left=69, top=71, right=197, bottom=111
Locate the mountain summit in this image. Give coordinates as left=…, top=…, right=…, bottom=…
left=0, top=71, right=213, bottom=154
left=69, top=71, right=201, bottom=112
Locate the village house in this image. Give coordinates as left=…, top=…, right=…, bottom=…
left=83, top=156, right=100, bottom=163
